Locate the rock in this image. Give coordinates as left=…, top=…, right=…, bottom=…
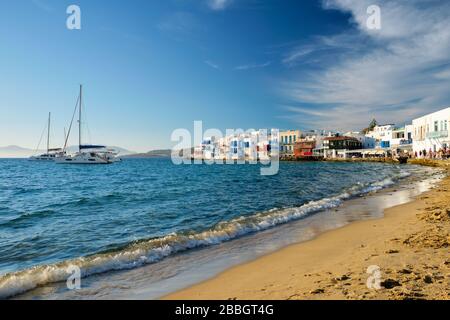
left=386, top=249, right=399, bottom=254
left=381, top=279, right=402, bottom=289
left=310, top=288, right=325, bottom=294
left=423, top=275, right=433, bottom=284
left=398, top=268, right=413, bottom=275
left=336, top=275, right=351, bottom=281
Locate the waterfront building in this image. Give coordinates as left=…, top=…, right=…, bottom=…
left=345, top=131, right=376, bottom=149
left=213, top=137, right=229, bottom=160
left=365, top=124, right=395, bottom=148
left=194, top=137, right=216, bottom=160
left=229, top=136, right=245, bottom=160
left=294, top=140, right=316, bottom=158
left=322, top=136, right=362, bottom=158
left=389, top=125, right=413, bottom=154
left=412, top=107, right=450, bottom=154
left=280, top=130, right=301, bottom=158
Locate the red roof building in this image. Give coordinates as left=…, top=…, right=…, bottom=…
left=294, top=140, right=316, bottom=158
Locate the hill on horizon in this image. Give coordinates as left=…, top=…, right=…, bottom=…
left=122, top=149, right=172, bottom=158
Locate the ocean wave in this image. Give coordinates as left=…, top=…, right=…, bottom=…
left=0, top=170, right=410, bottom=299
left=0, top=210, right=56, bottom=228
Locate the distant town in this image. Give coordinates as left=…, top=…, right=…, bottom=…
left=192, top=106, right=450, bottom=161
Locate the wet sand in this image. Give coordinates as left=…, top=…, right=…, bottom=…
left=166, top=161, right=450, bottom=300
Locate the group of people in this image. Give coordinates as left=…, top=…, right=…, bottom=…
left=413, top=148, right=450, bottom=160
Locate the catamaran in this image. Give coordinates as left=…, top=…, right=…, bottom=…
left=55, top=85, right=119, bottom=164
left=29, top=112, right=65, bottom=161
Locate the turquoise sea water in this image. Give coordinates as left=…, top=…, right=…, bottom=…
left=0, top=159, right=436, bottom=298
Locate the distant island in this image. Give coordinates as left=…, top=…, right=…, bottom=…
left=122, top=149, right=172, bottom=158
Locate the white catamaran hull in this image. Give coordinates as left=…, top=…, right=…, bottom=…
left=28, top=155, right=55, bottom=161
left=55, top=153, right=115, bottom=164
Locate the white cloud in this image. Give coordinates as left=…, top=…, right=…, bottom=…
left=281, top=0, right=450, bottom=131
left=204, top=60, right=220, bottom=69
left=207, top=0, right=232, bottom=11
left=235, top=61, right=271, bottom=70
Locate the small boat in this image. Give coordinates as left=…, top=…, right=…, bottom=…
left=55, top=85, right=119, bottom=165
left=396, top=156, right=408, bottom=164
left=29, top=112, right=65, bottom=161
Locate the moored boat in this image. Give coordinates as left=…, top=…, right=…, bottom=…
left=29, top=112, right=66, bottom=161
left=55, top=85, right=119, bottom=165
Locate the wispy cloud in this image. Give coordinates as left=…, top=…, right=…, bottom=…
left=157, top=12, right=200, bottom=36
left=207, top=0, right=232, bottom=11
left=235, top=61, right=271, bottom=70
left=204, top=60, right=220, bottom=70
left=280, top=0, right=450, bottom=131
left=282, top=33, right=364, bottom=67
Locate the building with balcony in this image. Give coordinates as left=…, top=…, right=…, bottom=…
left=412, top=107, right=450, bottom=154
left=280, top=130, right=301, bottom=158
left=294, top=140, right=316, bottom=158
left=322, top=136, right=363, bottom=158
left=389, top=125, right=413, bottom=153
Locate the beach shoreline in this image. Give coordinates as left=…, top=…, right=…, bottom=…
left=165, top=161, right=450, bottom=300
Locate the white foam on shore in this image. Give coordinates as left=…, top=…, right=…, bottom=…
left=0, top=170, right=416, bottom=299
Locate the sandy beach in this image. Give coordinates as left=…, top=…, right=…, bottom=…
left=166, top=160, right=450, bottom=300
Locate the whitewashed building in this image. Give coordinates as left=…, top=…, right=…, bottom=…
left=345, top=131, right=376, bottom=149
left=365, top=124, right=395, bottom=148
left=388, top=125, right=413, bottom=152
left=412, top=107, right=450, bottom=154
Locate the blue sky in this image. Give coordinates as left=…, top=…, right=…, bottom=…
left=1, top=0, right=449, bottom=152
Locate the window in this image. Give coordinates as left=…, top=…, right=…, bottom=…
left=434, top=121, right=439, bottom=132
left=445, top=121, right=448, bottom=131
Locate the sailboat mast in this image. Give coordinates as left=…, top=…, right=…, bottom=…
left=79, top=84, right=82, bottom=152
left=47, top=112, right=51, bottom=154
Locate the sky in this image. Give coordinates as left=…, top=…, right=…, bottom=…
left=0, top=0, right=449, bottom=152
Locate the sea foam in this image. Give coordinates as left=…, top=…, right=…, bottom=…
left=0, top=171, right=410, bottom=299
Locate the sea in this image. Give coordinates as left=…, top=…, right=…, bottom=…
left=0, top=158, right=443, bottom=299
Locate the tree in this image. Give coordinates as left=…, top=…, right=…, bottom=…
left=362, top=119, right=378, bottom=134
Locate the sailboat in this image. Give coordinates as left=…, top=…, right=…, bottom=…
left=29, top=112, right=65, bottom=161
left=55, top=85, right=119, bottom=164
